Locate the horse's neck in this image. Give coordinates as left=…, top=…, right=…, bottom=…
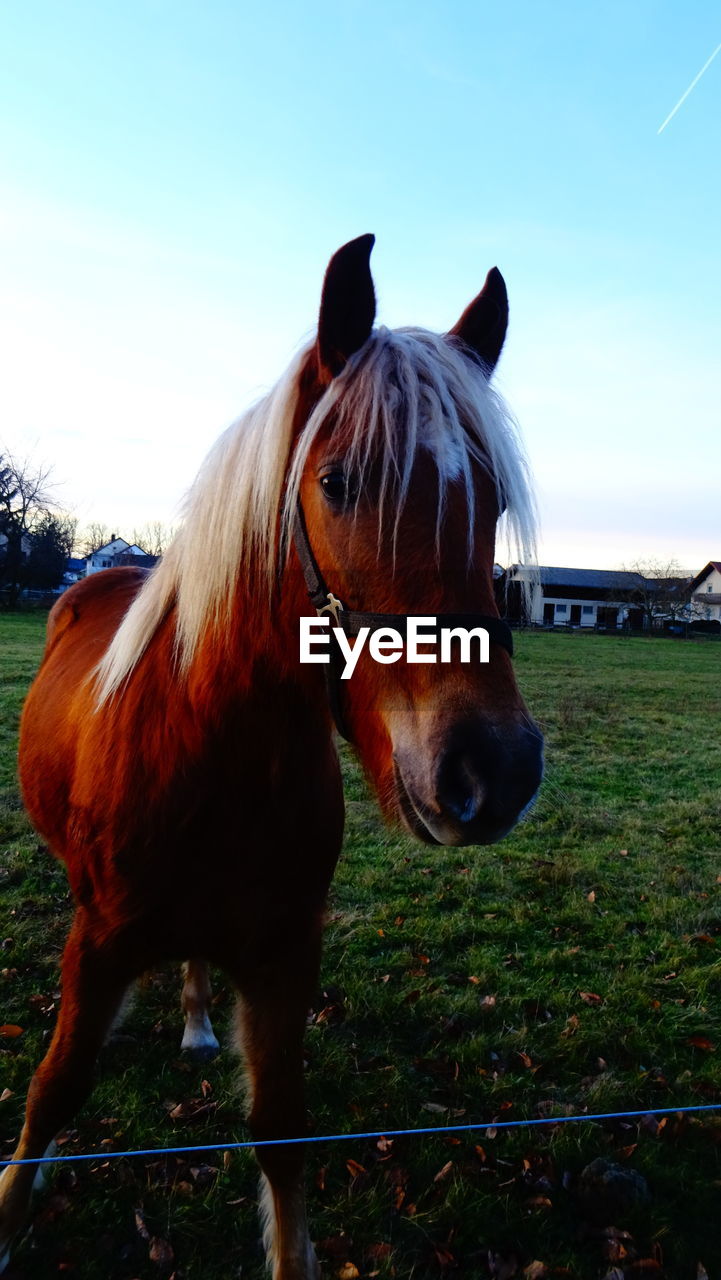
left=184, top=553, right=325, bottom=721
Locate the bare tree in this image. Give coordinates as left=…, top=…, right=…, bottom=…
left=0, top=453, right=71, bottom=604
left=623, top=558, right=691, bottom=629
left=131, top=521, right=176, bottom=557
left=78, top=523, right=114, bottom=557
left=0, top=453, right=53, bottom=536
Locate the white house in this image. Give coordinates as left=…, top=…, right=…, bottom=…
left=85, top=537, right=152, bottom=575
left=504, top=565, right=648, bottom=629
left=689, top=562, right=721, bottom=621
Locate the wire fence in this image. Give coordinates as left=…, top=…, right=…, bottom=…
left=2, top=1101, right=719, bottom=1169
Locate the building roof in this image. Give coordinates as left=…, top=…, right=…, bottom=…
left=689, top=562, right=721, bottom=592
left=510, top=565, right=647, bottom=590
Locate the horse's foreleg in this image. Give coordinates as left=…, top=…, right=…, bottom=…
left=234, top=944, right=321, bottom=1280
left=180, top=958, right=220, bottom=1059
left=0, top=912, right=134, bottom=1267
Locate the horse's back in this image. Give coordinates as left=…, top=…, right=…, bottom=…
left=19, top=568, right=147, bottom=856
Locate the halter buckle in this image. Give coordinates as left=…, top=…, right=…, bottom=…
left=317, top=592, right=344, bottom=624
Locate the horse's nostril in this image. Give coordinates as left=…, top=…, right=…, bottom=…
left=437, top=752, right=486, bottom=825
left=435, top=722, right=544, bottom=836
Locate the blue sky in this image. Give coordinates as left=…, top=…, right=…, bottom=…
left=2, top=1, right=719, bottom=569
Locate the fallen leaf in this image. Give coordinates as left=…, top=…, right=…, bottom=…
left=587, top=890, right=596, bottom=903
left=135, top=1208, right=150, bottom=1240
left=317, top=1235, right=353, bottom=1260
left=0, top=1089, right=14, bottom=1101
left=687, top=1035, right=715, bottom=1052
left=433, top=1160, right=454, bottom=1183
left=422, top=1102, right=448, bottom=1113
left=149, top=1236, right=174, bottom=1266
left=579, top=991, right=602, bottom=1005
left=516, top=1051, right=533, bottom=1069
left=0, top=1024, right=23, bottom=1038
left=337, top=1264, right=359, bottom=1280
left=167, top=1098, right=217, bottom=1121
left=524, top=1195, right=552, bottom=1211
left=640, top=1113, right=667, bottom=1137
left=346, top=1159, right=366, bottom=1178
left=524, top=1264, right=548, bottom=1279
left=365, top=1243, right=392, bottom=1262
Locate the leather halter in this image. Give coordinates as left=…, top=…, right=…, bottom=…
left=292, top=503, right=514, bottom=742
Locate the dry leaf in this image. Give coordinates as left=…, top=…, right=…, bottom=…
left=587, top=890, right=596, bottom=903
left=149, top=1236, right=174, bottom=1266
left=337, top=1264, right=359, bottom=1280
left=433, top=1160, right=454, bottom=1183
left=346, top=1158, right=366, bottom=1178
left=579, top=991, right=602, bottom=1005
left=687, top=1035, right=715, bottom=1052
left=135, top=1208, right=150, bottom=1240
left=0, top=1024, right=23, bottom=1038
left=524, top=1264, right=548, bottom=1279
left=365, top=1243, right=392, bottom=1262
left=0, top=1088, right=14, bottom=1101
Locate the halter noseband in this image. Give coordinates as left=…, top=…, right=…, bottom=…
left=292, top=504, right=514, bottom=742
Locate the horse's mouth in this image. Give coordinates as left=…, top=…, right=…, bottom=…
left=392, top=762, right=442, bottom=846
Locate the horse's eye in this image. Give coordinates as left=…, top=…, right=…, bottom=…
left=320, top=471, right=358, bottom=505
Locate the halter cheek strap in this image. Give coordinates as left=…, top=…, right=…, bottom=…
left=292, top=503, right=514, bottom=742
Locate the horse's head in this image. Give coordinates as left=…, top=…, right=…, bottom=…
left=288, top=235, right=543, bottom=847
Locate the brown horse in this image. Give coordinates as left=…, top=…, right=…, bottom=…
left=0, top=236, right=542, bottom=1278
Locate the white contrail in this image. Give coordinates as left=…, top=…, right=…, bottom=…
left=658, top=40, right=721, bottom=134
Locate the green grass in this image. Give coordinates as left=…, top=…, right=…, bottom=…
left=1, top=618, right=720, bottom=1278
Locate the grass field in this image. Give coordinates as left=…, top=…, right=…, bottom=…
left=1, top=613, right=720, bottom=1279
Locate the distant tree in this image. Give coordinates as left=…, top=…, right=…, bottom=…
left=131, top=521, right=175, bottom=557
left=0, top=452, right=64, bottom=604
left=79, top=523, right=114, bottom=557
left=623, top=558, right=691, bottom=629
left=26, top=513, right=78, bottom=591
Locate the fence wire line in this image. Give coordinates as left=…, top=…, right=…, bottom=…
left=2, top=1102, right=719, bottom=1169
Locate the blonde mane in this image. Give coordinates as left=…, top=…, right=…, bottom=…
left=96, top=327, right=536, bottom=702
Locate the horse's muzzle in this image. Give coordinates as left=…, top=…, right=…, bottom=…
left=393, top=719, right=544, bottom=847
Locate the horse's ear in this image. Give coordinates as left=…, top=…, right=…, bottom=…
left=317, top=234, right=376, bottom=379
left=448, top=267, right=508, bottom=374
